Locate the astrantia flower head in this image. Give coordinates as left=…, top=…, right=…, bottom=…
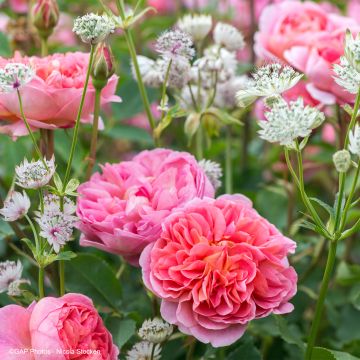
left=138, top=318, right=173, bottom=344
left=177, top=14, right=212, bottom=42
left=0, top=191, right=30, bottom=222
left=126, top=341, right=161, bottom=360
left=333, top=150, right=351, bottom=173
left=236, top=64, right=303, bottom=107
left=73, top=13, right=115, bottom=44
left=214, top=76, right=248, bottom=109
left=0, top=260, right=23, bottom=294
left=7, top=278, right=30, bottom=296
left=159, top=57, right=191, bottom=89
left=199, top=159, right=223, bottom=190
left=259, top=97, right=325, bottom=147
left=43, top=194, right=76, bottom=215
left=156, top=29, right=195, bottom=61
left=35, top=211, right=78, bottom=253
left=0, top=63, right=34, bottom=93
left=349, top=124, right=360, bottom=156
left=15, top=156, right=55, bottom=189
left=213, top=22, right=245, bottom=52
left=132, top=56, right=163, bottom=88
left=334, top=57, right=360, bottom=94
left=344, top=29, right=360, bottom=73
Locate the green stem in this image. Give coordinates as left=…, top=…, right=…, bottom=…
left=62, top=45, right=95, bottom=187
left=116, top=0, right=156, bottom=132
left=225, top=127, right=232, bottom=193
left=195, top=125, right=203, bottom=160
left=40, top=37, right=48, bottom=57
left=17, top=90, right=47, bottom=168
left=38, top=266, right=45, bottom=298
left=305, top=240, right=337, bottom=360
left=160, top=59, right=172, bottom=118
left=86, top=88, right=102, bottom=180
left=25, top=214, right=40, bottom=253
left=59, top=260, right=65, bottom=296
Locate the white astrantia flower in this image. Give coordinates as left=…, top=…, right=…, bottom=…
left=259, top=97, right=325, bottom=147
left=213, top=22, right=245, bottom=52
left=0, top=260, right=23, bottom=294
left=159, top=57, right=191, bottom=89
left=138, top=318, right=173, bottom=344
left=42, top=194, right=76, bottom=215
left=349, top=124, right=360, bottom=156
left=193, top=46, right=237, bottom=87
left=179, top=85, right=207, bottom=111
left=333, top=150, right=351, bottom=173
left=15, top=156, right=55, bottom=189
left=7, top=279, right=30, bottom=296
left=236, top=64, right=303, bottom=107
left=214, top=76, right=249, bottom=109
left=0, top=63, right=35, bottom=93
left=73, top=13, right=115, bottom=44
left=156, top=29, right=195, bottom=61
left=344, top=29, right=360, bottom=73
left=333, top=56, right=360, bottom=94
left=132, top=56, right=163, bottom=88
left=35, top=211, right=78, bottom=253
left=126, top=341, right=161, bottom=360
left=0, top=191, right=30, bottom=222
left=199, top=159, right=223, bottom=190
left=177, top=14, right=213, bottom=42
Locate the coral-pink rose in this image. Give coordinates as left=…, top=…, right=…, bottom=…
left=255, top=0, right=360, bottom=104
left=0, top=52, right=120, bottom=138
left=140, top=195, right=297, bottom=347
left=77, top=148, right=215, bottom=266
left=0, top=293, right=119, bottom=359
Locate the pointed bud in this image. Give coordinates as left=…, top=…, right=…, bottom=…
left=91, top=42, right=116, bottom=90
left=32, top=0, right=59, bottom=39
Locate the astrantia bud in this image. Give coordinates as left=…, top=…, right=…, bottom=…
left=333, top=150, right=351, bottom=173
left=344, top=29, right=360, bottom=73
left=91, top=42, right=115, bottom=90
left=32, top=0, right=59, bottom=39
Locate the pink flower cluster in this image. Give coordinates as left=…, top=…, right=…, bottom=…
left=140, top=195, right=297, bottom=347
left=255, top=0, right=360, bottom=104
left=0, top=52, right=120, bottom=138
left=77, top=149, right=214, bottom=265
left=0, top=293, right=119, bottom=359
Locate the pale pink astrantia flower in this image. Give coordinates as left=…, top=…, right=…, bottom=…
left=140, top=195, right=297, bottom=347
left=0, top=63, right=34, bottom=93
left=0, top=260, right=23, bottom=294
left=42, top=193, right=76, bottom=215
left=127, top=341, right=161, bottom=360
left=138, top=317, right=173, bottom=343
left=0, top=191, right=30, bottom=221
left=15, top=157, right=55, bottom=189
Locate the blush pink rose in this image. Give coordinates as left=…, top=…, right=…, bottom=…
left=140, top=195, right=297, bottom=347
left=255, top=0, right=360, bottom=104
left=0, top=294, right=119, bottom=359
left=9, top=0, right=28, bottom=13
left=147, top=0, right=177, bottom=13
left=348, top=0, right=360, bottom=23
left=77, top=148, right=215, bottom=266
left=0, top=52, right=120, bottom=138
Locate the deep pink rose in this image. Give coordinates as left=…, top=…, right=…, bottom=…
left=140, top=195, right=297, bottom=347
left=0, top=294, right=119, bottom=359
left=0, top=52, right=120, bottom=138
left=9, top=0, right=28, bottom=13
left=348, top=0, right=360, bottom=23
left=77, top=149, right=215, bottom=266
left=255, top=0, right=360, bottom=104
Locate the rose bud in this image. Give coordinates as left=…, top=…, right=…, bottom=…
left=32, top=0, right=59, bottom=39
left=91, top=42, right=116, bottom=90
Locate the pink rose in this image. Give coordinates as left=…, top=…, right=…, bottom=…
left=49, top=13, right=77, bottom=46
left=347, top=0, right=360, bottom=24
left=140, top=195, right=297, bottom=347
left=124, top=103, right=160, bottom=132
left=9, top=0, right=28, bottom=13
left=77, top=149, right=215, bottom=266
left=255, top=0, right=360, bottom=104
left=147, top=0, right=177, bottom=13
left=0, top=52, right=120, bottom=138
left=0, top=294, right=119, bottom=359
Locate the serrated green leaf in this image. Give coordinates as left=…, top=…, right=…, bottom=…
left=55, top=251, right=77, bottom=261
left=312, top=347, right=360, bottom=360
left=53, top=173, right=63, bottom=192
left=65, top=178, right=80, bottom=193
left=275, top=315, right=305, bottom=352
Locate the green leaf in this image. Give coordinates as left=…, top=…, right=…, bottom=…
left=54, top=251, right=77, bottom=261
left=106, top=317, right=136, bottom=348
left=336, top=262, right=360, bottom=286
left=53, top=173, right=63, bottom=192
left=312, top=347, right=360, bottom=360
left=21, top=238, right=36, bottom=257
left=309, top=197, right=334, bottom=219
left=65, top=178, right=80, bottom=193
left=104, top=124, right=153, bottom=144
left=154, top=114, right=173, bottom=140
left=0, top=33, right=11, bottom=57
left=65, top=253, right=122, bottom=310
left=275, top=315, right=305, bottom=352
left=226, top=334, right=261, bottom=360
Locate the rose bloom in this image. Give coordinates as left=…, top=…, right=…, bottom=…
left=147, top=0, right=177, bottom=13
left=0, top=293, right=119, bottom=359
left=0, top=52, right=120, bottom=138
left=140, top=195, right=297, bottom=347
left=77, top=149, right=215, bottom=266
left=255, top=0, right=360, bottom=104
left=9, top=0, right=28, bottom=13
